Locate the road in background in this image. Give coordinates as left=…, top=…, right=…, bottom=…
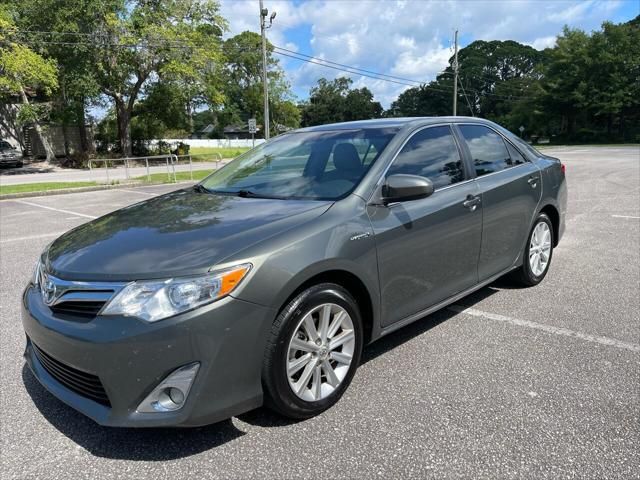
left=0, top=160, right=226, bottom=186
left=1, top=147, right=638, bottom=479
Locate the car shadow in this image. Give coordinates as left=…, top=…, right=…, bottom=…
left=21, top=365, right=245, bottom=461
left=361, top=284, right=501, bottom=364
left=22, top=282, right=506, bottom=459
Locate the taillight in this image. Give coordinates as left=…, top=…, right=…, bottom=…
left=560, top=163, right=566, bottom=174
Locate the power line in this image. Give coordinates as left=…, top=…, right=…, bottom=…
left=274, top=46, right=441, bottom=86
left=274, top=51, right=421, bottom=88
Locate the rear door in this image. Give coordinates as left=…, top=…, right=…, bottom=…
left=455, top=124, right=541, bottom=281
left=368, top=125, right=482, bottom=327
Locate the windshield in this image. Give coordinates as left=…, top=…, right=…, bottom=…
left=200, top=128, right=398, bottom=200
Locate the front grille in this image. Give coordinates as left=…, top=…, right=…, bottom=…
left=31, top=341, right=111, bottom=407
left=50, top=301, right=106, bottom=318
left=36, top=271, right=123, bottom=321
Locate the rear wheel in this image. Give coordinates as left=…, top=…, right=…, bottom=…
left=510, top=212, right=554, bottom=286
left=262, top=283, right=363, bottom=419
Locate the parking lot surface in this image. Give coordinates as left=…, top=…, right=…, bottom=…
left=1, top=146, right=638, bottom=479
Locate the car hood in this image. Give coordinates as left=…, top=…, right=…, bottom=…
left=46, top=188, right=332, bottom=281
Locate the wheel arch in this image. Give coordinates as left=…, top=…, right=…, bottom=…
left=539, top=203, right=560, bottom=247
left=276, top=268, right=376, bottom=345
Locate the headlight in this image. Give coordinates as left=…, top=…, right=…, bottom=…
left=101, top=263, right=251, bottom=322
left=32, top=257, right=42, bottom=286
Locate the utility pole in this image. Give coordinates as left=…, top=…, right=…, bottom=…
left=260, top=1, right=276, bottom=140
left=453, top=29, right=459, bottom=116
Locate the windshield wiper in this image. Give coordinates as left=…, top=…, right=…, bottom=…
left=236, top=190, right=262, bottom=198
left=204, top=188, right=283, bottom=199
left=232, top=189, right=284, bottom=199
left=193, top=184, right=212, bottom=194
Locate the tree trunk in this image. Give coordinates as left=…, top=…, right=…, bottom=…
left=187, top=101, right=194, bottom=134
left=0, top=104, right=24, bottom=150
left=60, top=84, right=71, bottom=159
left=61, top=121, right=71, bottom=159
left=115, top=99, right=132, bottom=157
left=20, top=87, right=55, bottom=162
left=77, top=102, right=89, bottom=154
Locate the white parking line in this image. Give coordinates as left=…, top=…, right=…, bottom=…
left=612, top=214, right=640, bottom=219
left=449, top=305, right=640, bottom=353
left=12, top=200, right=97, bottom=219
left=0, top=232, right=67, bottom=244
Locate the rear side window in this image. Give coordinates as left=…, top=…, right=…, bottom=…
left=505, top=142, right=527, bottom=166
left=458, top=125, right=511, bottom=177
left=386, top=126, right=465, bottom=189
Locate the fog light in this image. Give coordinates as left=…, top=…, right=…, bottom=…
left=136, top=363, right=200, bottom=413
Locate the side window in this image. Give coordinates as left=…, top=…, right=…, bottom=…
left=458, top=125, right=511, bottom=177
left=505, top=142, right=527, bottom=166
left=386, top=126, right=465, bottom=189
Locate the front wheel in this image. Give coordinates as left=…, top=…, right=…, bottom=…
left=262, top=283, right=363, bottom=419
left=510, top=212, right=554, bottom=286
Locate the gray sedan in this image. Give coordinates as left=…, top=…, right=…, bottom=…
left=22, top=117, right=567, bottom=427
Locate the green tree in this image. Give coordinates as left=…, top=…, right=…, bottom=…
left=301, top=77, right=382, bottom=126
left=0, top=6, right=58, bottom=160
left=221, top=31, right=299, bottom=136
left=74, top=0, right=226, bottom=156
left=543, top=19, right=640, bottom=141
left=389, top=39, right=547, bottom=136
left=10, top=0, right=113, bottom=159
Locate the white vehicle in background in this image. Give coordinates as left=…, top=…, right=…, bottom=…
left=0, top=140, right=23, bottom=168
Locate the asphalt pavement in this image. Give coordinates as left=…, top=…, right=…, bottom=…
left=1, top=146, right=638, bottom=479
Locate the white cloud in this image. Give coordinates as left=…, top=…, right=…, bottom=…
left=219, top=0, right=630, bottom=108
left=529, top=36, right=557, bottom=50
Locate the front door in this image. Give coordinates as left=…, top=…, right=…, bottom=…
left=368, top=125, right=483, bottom=327
left=455, top=124, right=542, bottom=280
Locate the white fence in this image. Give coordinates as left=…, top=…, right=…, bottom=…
left=153, top=138, right=265, bottom=148
left=85, top=153, right=230, bottom=183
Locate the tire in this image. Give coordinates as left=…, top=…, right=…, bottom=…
left=262, top=283, right=364, bottom=419
left=510, top=212, right=554, bottom=286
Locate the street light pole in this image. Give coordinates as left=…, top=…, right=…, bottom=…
left=453, top=29, right=459, bottom=116
left=259, top=0, right=271, bottom=139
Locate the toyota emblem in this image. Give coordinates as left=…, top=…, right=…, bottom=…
left=42, top=274, right=57, bottom=305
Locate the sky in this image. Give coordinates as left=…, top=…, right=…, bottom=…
left=219, top=0, right=640, bottom=107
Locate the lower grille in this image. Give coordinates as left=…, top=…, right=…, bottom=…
left=31, top=341, right=111, bottom=407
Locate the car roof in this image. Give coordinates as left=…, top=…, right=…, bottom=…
left=294, top=116, right=494, bottom=132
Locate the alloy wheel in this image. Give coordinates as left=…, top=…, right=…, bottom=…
left=286, top=303, right=356, bottom=402
left=529, top=221, right=552, bottom=277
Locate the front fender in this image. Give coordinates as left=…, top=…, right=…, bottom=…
left=229, top=195, right=381, bottom=334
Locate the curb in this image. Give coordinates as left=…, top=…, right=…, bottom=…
left=0, top=181, right=196, bottom=200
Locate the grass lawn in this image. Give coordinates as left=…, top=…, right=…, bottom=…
left=0, top=181, right=98, bottom=196
left=136, top=169, right=214, bottom=183
left=188, top=146, right=250, bottom=161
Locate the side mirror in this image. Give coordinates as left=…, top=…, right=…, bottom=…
left=382, top=174, right=434, bottom=204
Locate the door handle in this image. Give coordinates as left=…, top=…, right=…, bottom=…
left=527, top=176, right=539, bottom=188
left=462, top=195, right=481, bottom=211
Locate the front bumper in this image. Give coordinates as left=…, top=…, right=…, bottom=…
left=22, top=285, right=276, bottom=427
left=0, top=156, right=21, bottom=165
